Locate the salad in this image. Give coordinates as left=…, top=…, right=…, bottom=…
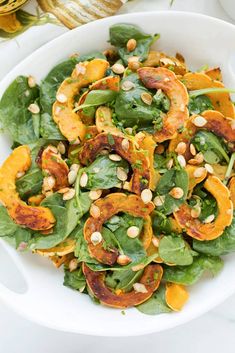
left=0, top=23, right=234, bottom=315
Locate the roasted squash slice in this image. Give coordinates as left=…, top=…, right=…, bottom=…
left=50, top=253, right=74, bottom=268
left=35, top=238, right=76, bottom=257
left=165, top=283, right=189, bottom=311
left=84, top=193, right=154, bottom=265
left=186, top=165, right=207, bottom=192
left=83, top=262, right=163, bottom=308
left=174, top=176, right=233, bottom=240
left=28, top=194, right=45, bottom=206
left=229, top=177, right=235, bottom=208
left=137, top=133, right=158, bottom=190
left=96, top=106, right=123, bottom=136
left=41, top=145, right=69, bottom=190
left=169, top=110, right=235, bottom=160
left=205, top=67, right=222, bottom=82
left=142, top=51, right=187, bottom=75
left=183, top=72, right=235, bottom=118
left=0, top=146, right=55, bottom=231
left=138, top=67, right=189, bottom=142
left=79, top=132, right=152, bottom=194
left=141, top=215, right=153, bottom=250
left=52, top=59, right=109, bottom=142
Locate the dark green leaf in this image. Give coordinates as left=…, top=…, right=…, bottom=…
left=159, top=235, right=196, bottom=266
left=40, top=112, right=64, bottom=140
left=105, top=269, right=144, bottom=292
left=115, top=74, right=164, bottom=128
left=154, top=169, right=189, bottom=215
left=63, top=267, right=86, bottom=291
left=109, top=24, right=159, bottom=64
left=0, top=206, right=18, bottom=236
left=137, top=284, right=172, bottom=315
left=163, top=255, right=224, bottom=285
left=0, top=76, right=40, bottom=144
left=105, top=213, right=146, bottom=264
left=152, top=211, right=175, bottom=234
left=192, top=131, right=229, bottom=164
left=14, top=228, right=32, bottom=249
left=29, top=192, right=86, bottom=250
left=16, top=139, right=54, bottom=199
left=188, top=95, right=214, bottom=115
left=75, top=89, right=117, bottom=117
left=84, top=155, right=129, bottom=190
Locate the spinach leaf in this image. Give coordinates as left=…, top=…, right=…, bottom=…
left=87, top=253, right=158, bottom=272
left=65, top=192, right=91, bottom=235
left=115, top=74, right=164, bottom=128
left=109, top=24, right=159, bottom=64
left=16, top=139, right=52, bottom=199
left=163, top=255, right=224, bottom=285
left=191, top=184, right=218, bottom=222
left=14, top=228, right=32, bottom=249
left=0, top=206, right=18, bottom=236
left=76, top=213, right=146, bottom=268
left=29, top=192, right=87, bottom=250
left=137, top=284, right=172, bottom=315
left=105, top=269, right=144, bottom=292
left=105, top=213, right=146, bottom=264
left=40, top=112, right=64, bottom=140
left=199, top=194, right=218, bottom=222
left=0, top=76, right=40, bottom=144
left=188, top=95, right=214, bottom=115
left=83, top=155, right=129, bottom=190
left=74, top=89, right=118, bottom=117
left=192, top=131, right=229, bottom=164
left=63, top=267, right=86, bottom=291
left=154, top=154, right=167, bottom=171
left=0, top=206, right=32, bottom=249
left=154, top=168, right=189, bottom=215
left=152, top=211, right=175, bottom=234
left=159, top=235, right=196, bottom=266
left=193, top=215, right=235, bottom=256
left=74, top=224, right=120, bottom=264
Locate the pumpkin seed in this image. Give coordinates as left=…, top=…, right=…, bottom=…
left=141, top=189, right=153, bottom=203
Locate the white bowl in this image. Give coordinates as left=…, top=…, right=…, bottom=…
left=219, top=0, right=235, bottom=21
left=0, top=11, right=235, bottom=337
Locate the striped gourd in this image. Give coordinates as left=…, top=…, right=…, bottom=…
left=37, top=0, right=124, bottom=29
left=0, top=0, right=28, bottom=15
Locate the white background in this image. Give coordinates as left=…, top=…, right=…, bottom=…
left=1, top=0, right=235, bottom=352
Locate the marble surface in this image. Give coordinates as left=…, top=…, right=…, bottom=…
left=0, top=0, right=235, bottom=352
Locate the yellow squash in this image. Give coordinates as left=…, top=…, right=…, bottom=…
left=0, top=146, right=55, bottom=231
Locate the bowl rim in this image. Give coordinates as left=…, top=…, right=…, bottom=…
left=0, top=10, right=235, bottom=336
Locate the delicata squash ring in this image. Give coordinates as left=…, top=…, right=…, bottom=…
left=174, top=175, right=233, bottom=240
left=84, top=193, right=154, bottom=265
left=169, top=110, right=235, bottom=160
left=0, top=146, right=55, bottom=231
left=83, top=262, right=163, bottom=308
left=96, top=106, right=124, bottom=136
left=138, top=67, right=189, bottom=142
left=79, top=132, right=153, bottom=194
left=41, top=145, right=69, bottom=190
left=53, top=58, right=109, bottom=143
left=35, top=238, right=76, bottom=257
left=229, top=177, right=235, bottom=208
